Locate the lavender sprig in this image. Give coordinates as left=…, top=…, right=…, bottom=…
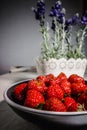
left=32, top=0, right=87, bottom=60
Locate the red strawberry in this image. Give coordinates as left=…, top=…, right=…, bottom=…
left=54, top=77, right=61, bottom=85
left=64, top=97, right=78, bottom=111
left=28, top=79, right=47, bottom=93
left=46, top=84, right=64, bottom=100
left=68, top=74, right=85, bottom=84
left=44, top=97, right=66, bottom=112
left=36, top=75, right=51, bottom=87
left=46, top=73, right=55, bottom=80
left=60, top=79, right=71, bottom=96
left=36, top=75, right=48, bottom=83
left=46, top=77, right=61, bottom=87
left=71, top=82, right=87, bottom=95
left=24, top=89, right=45, bottom=108
left=43, top=74, right=56, bottom=87
left=13, top=83, right=27, bottom=102
left=77, top=93, right=87, bottom=110
left=56, top=72, right=67, bottom=82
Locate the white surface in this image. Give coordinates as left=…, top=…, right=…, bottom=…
left=0, top=72, right=38, bottom=102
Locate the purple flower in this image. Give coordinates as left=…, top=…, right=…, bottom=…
left=49, top=7, right=60, bottom=17
left=37, top=0, right=45, bottom=8
left=49, top=1, right=65, bottom=18
left=65, top=18, right=72, bottom=26
left=55, top=1, right=62, bottom=10
left=49, top=1, right=66, bottom=31
left=32, top=0, right=45, bottom=26
left=81, top=11, right=87, bottom=25
left=71, top=13, right=79, bottom=25
left=65, top=18, right=72, bottom=31
left=65, top=14, right=79, bottom=32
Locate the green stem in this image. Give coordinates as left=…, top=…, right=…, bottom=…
left=41, top=26, right=49, bottom=51
left=61, top=18, right=66, bottom=54
left=54, top=18, right=59, bottom=48
left=79, top=25, right=87, bottom=51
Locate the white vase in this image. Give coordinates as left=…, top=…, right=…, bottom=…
left=36, top=58, right=87, bottom=78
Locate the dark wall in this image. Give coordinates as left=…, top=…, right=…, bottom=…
left=0, top=0, right=85, bottom=74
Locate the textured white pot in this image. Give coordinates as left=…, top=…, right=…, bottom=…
left=36, top=58, right=87, bottom=78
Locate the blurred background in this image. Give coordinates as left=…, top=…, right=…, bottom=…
left=0, top=0, right=87, bottom=74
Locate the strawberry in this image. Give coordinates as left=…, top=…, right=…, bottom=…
left=36, top=75, right=52, bottom=87
left=44, top=97, right=66, bottom=112
left=56, top=72, right=67, bottom=82
left=24, top=89, right=45, bottom=108
left=60, top=79, right=71, bottom=96
left=71, top=82, right=87, bottom=95
left=46, top=73, right=55, bottom=80
left=46, top=77, right=61, bottom=87
left=64, top=97, right=78, bottom=111
left=46, top=84, right=64, bottom=100
left=77, top=93, right=87, bottom=110
left=68, top=74, right=85, bottom=84
left=13, top=83, right=27, bottom=102
left=54, top=77, right=61, bottom=85
left=28, top=79, right=47, bottom=93
left=36, top=75, right=48, bottom=83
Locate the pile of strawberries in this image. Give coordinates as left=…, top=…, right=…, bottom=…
left=13, top=72, right=87, bottom=112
